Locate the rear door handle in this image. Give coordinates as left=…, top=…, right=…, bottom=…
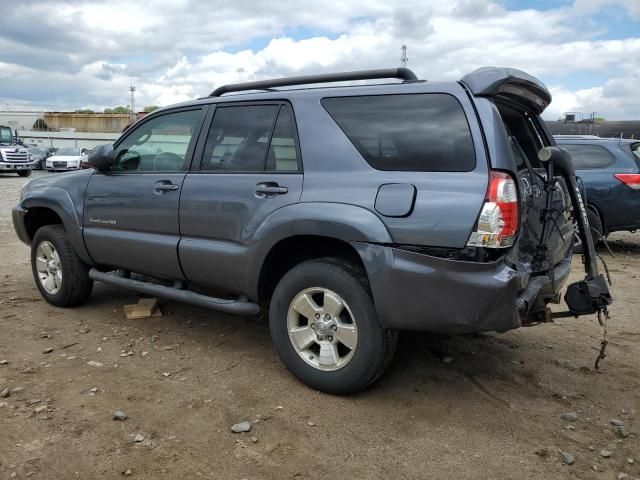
left=256, top=183, right=288, bottom=196
left=154, top=182, right=180, bottom=192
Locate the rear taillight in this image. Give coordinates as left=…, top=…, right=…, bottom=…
left=614, top=173, right=640, bottom=190
left=467, top=171, right=519, bottom=248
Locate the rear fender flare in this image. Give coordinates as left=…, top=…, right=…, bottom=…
left=246, top=202, right=393, bottom=297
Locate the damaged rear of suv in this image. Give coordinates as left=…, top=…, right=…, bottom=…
left=13, top=67, right=612, bottom=394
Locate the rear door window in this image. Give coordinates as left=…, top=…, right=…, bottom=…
left=322, top=94, right=475, bottom=172
left=201, top=105, right=278, bottom=172
left=560, top=144, right=616, bottom=169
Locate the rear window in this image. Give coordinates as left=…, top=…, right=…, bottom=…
left=560, top=144, right=615, bottom=169
left=322, top=94, right=475, bottom=172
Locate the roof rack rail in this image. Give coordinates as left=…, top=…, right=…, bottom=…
left=209, top=68, right=419, bottom=97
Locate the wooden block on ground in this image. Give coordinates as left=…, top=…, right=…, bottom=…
left=124, top=298, right=161, bottom=320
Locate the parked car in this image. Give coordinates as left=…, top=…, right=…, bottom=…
left=45, top=147, right=87, bottom=172
left=13, top=67, right=611, bottom=393
left=26, top=146, right=49, bottom=170
left=555, top=135, right=640, bottom=245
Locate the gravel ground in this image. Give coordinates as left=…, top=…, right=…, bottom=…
left=0, top=171, right=639, bottom=480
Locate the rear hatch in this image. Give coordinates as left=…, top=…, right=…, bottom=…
left=460, top=68, right=573, bottom=277
left=497, top=102, right=574, bottom=274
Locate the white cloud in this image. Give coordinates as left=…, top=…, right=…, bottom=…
left=0, top=0, right=639, bottom=119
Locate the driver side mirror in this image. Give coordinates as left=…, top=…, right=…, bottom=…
left=88, top=143, right=116, bottom=170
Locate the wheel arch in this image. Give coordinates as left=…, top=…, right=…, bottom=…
left=251, top=202, right=393, bottom=303
left=21, top=190, right=94, bottom=265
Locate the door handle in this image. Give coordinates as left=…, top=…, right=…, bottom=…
left=154, top=182, right=180, bottom=192
left=255, top=183, right=288, bottom=196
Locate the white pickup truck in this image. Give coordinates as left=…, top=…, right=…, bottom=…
left=0, top=126, right=34, bottom=177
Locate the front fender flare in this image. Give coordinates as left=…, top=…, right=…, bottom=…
left=20, top=187, right=93, bottom=265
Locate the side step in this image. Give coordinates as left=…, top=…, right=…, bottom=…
left=88, top=269, right=261, bottom=316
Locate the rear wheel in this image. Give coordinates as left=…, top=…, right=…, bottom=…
left=269, top=258, right=396, bottom=394
left=31, top=225, right=93, bottom=307
left=17, top=170, right=32, bottom=177
left=573, top=208, right=603, bottom=254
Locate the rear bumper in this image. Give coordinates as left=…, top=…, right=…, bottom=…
left=354, top=243, right=570, bottom=334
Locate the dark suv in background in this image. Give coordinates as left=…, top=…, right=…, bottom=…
left=13, top=68, right=611, bottom=393
left=555, top=135, right=640, bottom=243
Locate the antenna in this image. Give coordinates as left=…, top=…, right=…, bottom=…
left=400, top=45, right=408, bottom=68
left=129, top=85, right=136, bottom=123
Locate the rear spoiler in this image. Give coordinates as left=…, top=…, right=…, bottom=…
left=460, top=67, right=551, bottom=115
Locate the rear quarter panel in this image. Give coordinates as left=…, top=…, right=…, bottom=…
left=291, top=83, right=488, bottom=248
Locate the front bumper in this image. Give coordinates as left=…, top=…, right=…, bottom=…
left=354, top=243, right=570, bottom=334
left=1, top=162, right=34, bottom=171
left=12, top=205, right=30, bottom=245
left=46, top=164, right=80, bottom=171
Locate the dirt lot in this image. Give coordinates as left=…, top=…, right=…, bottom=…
left=0, top=172, right=638, bottom=480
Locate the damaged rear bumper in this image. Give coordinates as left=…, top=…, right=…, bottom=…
left=353, top=242, right=571, bottom=334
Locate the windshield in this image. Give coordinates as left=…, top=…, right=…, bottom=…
left=0, top=127, right=12, bottom=145
left=55, top=148, right=81, bottom=156
left=631, top=142, right=640, bottom=161
left=28, top=146, right=46, bottom=155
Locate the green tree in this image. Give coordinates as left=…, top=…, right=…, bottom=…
left=111, top=106, right=131, bottom=114
left=143, top=105, right=160, bottom=112
left=75, top=109, right=94, bottom=113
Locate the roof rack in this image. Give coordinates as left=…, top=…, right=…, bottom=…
left=209, top=68, right=419, bottom=97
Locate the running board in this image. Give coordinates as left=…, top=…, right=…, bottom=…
left=88, top=269, right=261, bottom=316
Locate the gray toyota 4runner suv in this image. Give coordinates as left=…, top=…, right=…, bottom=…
left=13, top=67, right=612, bottom=393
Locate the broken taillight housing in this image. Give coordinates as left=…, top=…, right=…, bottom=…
left=614, top=173, right=640, bottom=190
left=467, top=170, right=519, bottom=248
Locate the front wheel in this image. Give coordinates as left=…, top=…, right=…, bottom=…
left=17, top=170, right=32, bottom=177
left=269, top=258, right=396, bottom=394
left=31, top=225, right=93, bottom=307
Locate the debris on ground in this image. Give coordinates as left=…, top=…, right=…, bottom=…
left=600, top=449, right=612, bottom=458
left=441, top=356, right=454, bottom=364
left=122, top=469, right=133, bottom=476
left=611, top=419, right=624, bottom=426
left=113, top=411, right=127, bottom=421
left=124, top=298, right=161, bottom=320
left=78, top=325, right=91, bottom=334
left=231, top=421, right=251, bottom=433
left=87, top=361, right=103, bottom=368
left=42, top=347, right=53, bottom=354
left=561, top=412, right=578, bottom=422
left=134, top=433, right=145, bottom=443
left=1, top=387, right=9, bottom=398
left=560, top=452, right=575, bottom=465
left=613, top=425, right=629, bottom=438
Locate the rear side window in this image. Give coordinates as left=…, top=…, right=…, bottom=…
left=202, top=105, right=278, bottom=172
left=322, top=94, right=475, bottom=172
left=561, top=144, right=616, bottom=169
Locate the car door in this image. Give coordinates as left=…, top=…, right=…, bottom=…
left=179, top=102, right=303, bottom=294
left=83, top=107, right=206, bottom=279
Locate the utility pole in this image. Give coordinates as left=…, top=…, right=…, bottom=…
left=400, top=45, right=408, bottom=68
left=129, top=85, right=136, bottom=123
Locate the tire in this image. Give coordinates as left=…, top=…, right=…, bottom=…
left=31, top=225, right=93, bottom=307
left=17, top=170, right=32, bottom=177
left=573, top=208, right=603, bottom=254
left=269, top=258, right=396, bottom=394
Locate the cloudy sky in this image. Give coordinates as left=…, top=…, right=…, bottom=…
left=1, top=0, right=639, bottom=120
